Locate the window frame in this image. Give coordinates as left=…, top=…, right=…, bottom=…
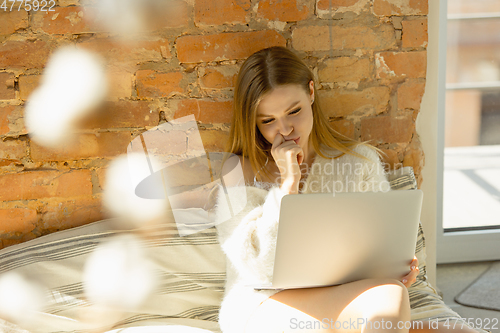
left=436, top=0, right=500, bottom=264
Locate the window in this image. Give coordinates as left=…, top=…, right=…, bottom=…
left=437, top=0, right=500, bottom=263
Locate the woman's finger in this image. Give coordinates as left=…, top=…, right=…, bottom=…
left=275, top=143, right=303, bottom=159
left=401, top=264, right=419, bottom=285
left=271, top=133, right=284, bottom=150
left=297, top=151, right=304, bottom=165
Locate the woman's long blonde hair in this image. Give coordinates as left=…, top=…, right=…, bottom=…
left=225, top=46, right=369, bottom=181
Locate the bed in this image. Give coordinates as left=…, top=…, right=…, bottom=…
left=0, top=167, right=490, bottom=333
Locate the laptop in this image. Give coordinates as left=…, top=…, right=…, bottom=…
left=253, top=189, right=423, bottom=290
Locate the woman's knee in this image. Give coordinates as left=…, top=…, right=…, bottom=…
left=354, top=278, right=410, bottom=319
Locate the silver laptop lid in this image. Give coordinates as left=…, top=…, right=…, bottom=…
left=271, top=190, right=423, bottom=289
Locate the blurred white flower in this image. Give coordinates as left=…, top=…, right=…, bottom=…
left=83, top=234, right=157, bottom=311
left=85, top=0, right=173, bottom=36
left=0, top=272, right=46, bottom=326
left=93, top=0, right=144, bottom=35
left=25, top=46, right=107, bottom=148
left=102, top=153, right=170, bottom=225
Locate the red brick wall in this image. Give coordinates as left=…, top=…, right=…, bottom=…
left=0, top=0, right=428, bottom=249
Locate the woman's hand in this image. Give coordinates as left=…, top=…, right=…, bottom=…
left=401, top=256, right=419, bottom=288
left=271, top=133, right=303, bottom=195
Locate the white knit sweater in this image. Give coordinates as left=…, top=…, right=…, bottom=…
left=214, top=144, right=390, bottom=333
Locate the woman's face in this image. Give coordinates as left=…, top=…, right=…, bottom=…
left=256, top=82, right=314, bottom=153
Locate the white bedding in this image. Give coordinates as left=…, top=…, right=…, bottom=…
left=0, top=218, right=224, bottom=333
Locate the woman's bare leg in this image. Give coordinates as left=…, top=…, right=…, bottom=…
left=245, top=278, right=411, bottom=333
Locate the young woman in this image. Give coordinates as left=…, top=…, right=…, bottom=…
left=214, top=46, right=478, bottom=333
